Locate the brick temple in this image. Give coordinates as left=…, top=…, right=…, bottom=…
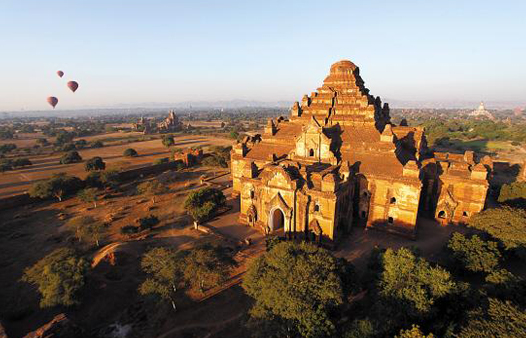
left=231, top=60, right=490, bottom=243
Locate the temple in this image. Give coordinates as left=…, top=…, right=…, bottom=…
left=231, top=60, right=490, bottom=243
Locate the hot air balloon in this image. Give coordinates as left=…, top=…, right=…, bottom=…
left=47, top=96, right=58, bottom=109
left=57, top=70, right=64, bottom=78
left=67, top=81, right=79, bottom=93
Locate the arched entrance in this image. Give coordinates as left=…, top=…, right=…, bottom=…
left=270, top=208, right=285, bottom=231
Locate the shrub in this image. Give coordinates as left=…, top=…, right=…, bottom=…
left=60, top=151, right=82, bottom=164
left=21, top=248, right=89, bottom=308
left=123, top=148, right=138, bottom=157
left=447, top=232, right=501, bottom=273
left=0, top=160, right=13, bottom=172
left=84, top=156, right=106, bottom=171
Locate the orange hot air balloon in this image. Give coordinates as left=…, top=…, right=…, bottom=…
left=47, top=96, right=58, bottom=109
left=57, top=70, right=64, bottom=78
left=67, top=81, right=79, bottom=93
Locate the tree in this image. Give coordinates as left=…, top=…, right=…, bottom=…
left=68, top=216, right=106, bottom=247
left=0, top=143, right=16, bottom=154
left=379, top=247, right=457, bottom=318
left=13, top=158, right=32, bottom=167
left=243, top=241, right=354, bottom=338
left=84, top=156, right=106, bottom=172
left=137, top=180, right=167, bottom=203
left=162, top=135, right=175, bottom=148
left=183, top=244, right=235, bottom=292
left=184, top=187, right=226, bottom=222
left=138, top=214, right=159, bottom=230
left=29, top=173, right=83, bottom=201
left=85, top=169, right=120, bottom=189
left=0, top=160, right=13, bottom=172
left=91, top=140, right=104, bottom=148
left=469, top=207, right=526, bottom=253
left=60, top=151, right=82, bottom=164
left=458, top=298, right=526, bottom=338
left=229, top=131, right=239, bottom=139
left=123, top=148, right=138, bottom=157
left=139, top=247, right=184, bottom=300
left=154, top=157, right=169, bottom=165
left=395, top=325, right=436, bottom=338
left=77, top=188, right=99, bottom=208
left=55, top=131, right=75, bottom=145
left=74, top=139, right=87, bottom=149
left=447, top=232, right=501, bottom=274
left=498, top=181, right=526, bottom=207
left=36, top=138, right=49, bottom=146
left=21, top=248, right=88, bottom=308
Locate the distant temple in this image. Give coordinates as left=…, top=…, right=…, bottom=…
left=470, top=102, right=494, bottom=119
left=231, top=60, right=491, bottom=243
left=134, top=110, right=183, bottom=134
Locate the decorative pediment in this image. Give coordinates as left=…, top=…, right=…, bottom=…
left=292, top=117, right=336, bottom=163
left=260, top=165, right=297, bottom=189
left=265, top=192, right=292, bottom=214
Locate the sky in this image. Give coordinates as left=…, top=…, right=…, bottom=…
left=0, top=0, right=525, bottom=111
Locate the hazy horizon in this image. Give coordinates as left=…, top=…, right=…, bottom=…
left=1, top=0, right=525, bottom=111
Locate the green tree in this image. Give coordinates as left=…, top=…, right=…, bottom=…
left=84, top=156, right=105, bottom=171
left=469, top=207, right=526, bottom=253
left=184, top=187, right=226, bottom=222
left=183, top=244, right=235, bottom=292
left=229, top=131, right=239, bottom=139
left=139, top=247, right=184, bottom=300
left=21, top=248, right=88, bottom=308
left=60, top=150, right=82, bottom=164
left=137, top=180, right=167, bottom=204
left=123, top=148, right=138, bottom=157
left=36, top=138, right=49, bottom=146
left=29, top=173, right=83, bottom=201
left=458, top=298, right=526, bottom=338
left=85, top=169, right=120, bottom=189
left=498, top=181, right=526, bottom=207
left=91, top=140, right=104, bottom=148
left=154, top=157, right=169, bottom=165
left=55, top=131, right=75, bottom=145
left=447, top=232, right=501, bottom=273
left=243, top=241, right=353, bottom=338
left=77, top=188, right=99, bottom=208
left=13, top=158, right=32, bottom=167
left=68, top=215, right=106, bottom=247
left=379, top=247, right=457, bottom=317
left=395, top=325, right=436, bottom=338
left=162, top=135, right=175, bottom=148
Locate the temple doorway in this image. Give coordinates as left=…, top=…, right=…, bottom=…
left=270, top=208, right=284, bottom=231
